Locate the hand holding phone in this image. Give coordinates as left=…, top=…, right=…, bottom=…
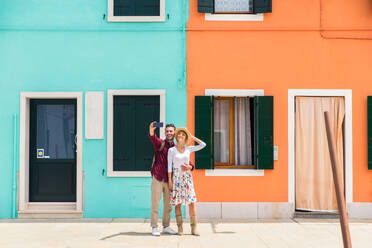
left=153, top=122, right=163, bottom=128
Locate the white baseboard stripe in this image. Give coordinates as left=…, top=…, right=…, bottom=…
left=347, top=203, right=372, bottom=219
left=186, top=202, right=294, bottom=219
left=186, top=202, right=372, bottom=219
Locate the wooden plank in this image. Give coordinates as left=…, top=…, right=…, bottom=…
left=324, top=111, right=352, bottom=248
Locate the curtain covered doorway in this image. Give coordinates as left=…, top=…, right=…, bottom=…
left=295, top=97, right=345, bottom=211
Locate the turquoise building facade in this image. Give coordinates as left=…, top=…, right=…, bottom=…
left=0, top=0, right=188, bottom=218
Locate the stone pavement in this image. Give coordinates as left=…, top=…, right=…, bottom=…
left=1, top=218, right=372, bottom=248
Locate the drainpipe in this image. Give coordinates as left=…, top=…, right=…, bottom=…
left=183, top=0, right=188, bottom=88
left=12, top=114, right=18, bottom=218
left=181, top=0, right=188, bottom=219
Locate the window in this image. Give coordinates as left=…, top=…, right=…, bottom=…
left=215, top=0, right=253, bottom=13
left=194, top=94, right=273, bottom=170
left=107, top=90, right=165, bottom=177
left=108, top=0, right=165, bottom=22
left=214, top=97, right=254, bottom=168
left=198, top=0, right=271, bottom=14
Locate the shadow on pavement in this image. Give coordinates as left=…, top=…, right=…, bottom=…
left=100, top=231, right=235, bottom=240
left=100, top=232, right=153, bottom=240
left=100, top=232, right=181, bottom=240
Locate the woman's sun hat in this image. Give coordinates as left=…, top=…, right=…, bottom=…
left=175, top=127, right=192, bottom=144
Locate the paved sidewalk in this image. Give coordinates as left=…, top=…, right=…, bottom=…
left=1, top=218, right=372, bottom=248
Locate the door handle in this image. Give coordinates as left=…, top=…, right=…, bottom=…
left=74, top=135, right=78, bottom=152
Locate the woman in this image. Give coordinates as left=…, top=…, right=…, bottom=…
left=167, top=127, right=206, bottom=236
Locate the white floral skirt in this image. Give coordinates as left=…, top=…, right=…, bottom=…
left=170, top=168, right=197, bottom=206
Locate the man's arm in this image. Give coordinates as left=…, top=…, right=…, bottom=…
left=149, top=121, right=162, bottom=150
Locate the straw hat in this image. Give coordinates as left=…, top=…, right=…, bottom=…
left=175, top=127, right=192, bottom=144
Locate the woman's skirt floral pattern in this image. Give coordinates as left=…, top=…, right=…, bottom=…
left=170, top=168, right=197, bottom=206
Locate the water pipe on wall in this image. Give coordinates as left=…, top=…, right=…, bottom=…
left=319, top=0, right=372, bottom=40
left=12, top=114, right=18, bottom=218
left=183, top=0, right=188, bottom=88
left=187, top=0, right=372, bottom=40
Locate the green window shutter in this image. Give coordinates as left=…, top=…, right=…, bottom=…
left=253, top=0, right=272, bottom=13
left=114, top=0, right=159, bottom=16
left=113, top=96, right=136, bottom=171
left=368, top=96, right=372, bottom=170
left=114, top=0, right=135, bottom=16
left=134, top=96, right=160, bottom=171
left=135, top=0, right=160, bottom=16
left=114, top=95, right=160, bottom=171
left=195, top=96, right=214, bottom=169
left=198, top=0, right=214, bottom=13
left=254, top=96, right=274, bottom=169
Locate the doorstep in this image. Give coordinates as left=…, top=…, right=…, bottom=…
left=18, top=202, right=82, bottom=219
left=17, top=210, right=83, bottom=219
left=18, top=209, right=83, bottom=219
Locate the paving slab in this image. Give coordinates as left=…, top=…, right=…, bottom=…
left=0, top=219, right=371, bottom=248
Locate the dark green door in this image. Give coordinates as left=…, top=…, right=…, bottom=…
left=29, top=99, right=77, bottom=202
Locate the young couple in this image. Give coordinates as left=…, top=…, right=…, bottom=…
left=148, top=121, right=206, bottom=236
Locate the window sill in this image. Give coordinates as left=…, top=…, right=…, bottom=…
left=107, top=171, right=152, bottom=177
left=205, top=169, right=264, bottom=177
left=215, top=165, right=255, bottom=169
left=205, top=13, right=264, bottom=22
left=107, top=16, right=166, bottom=22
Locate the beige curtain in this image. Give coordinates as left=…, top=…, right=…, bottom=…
left=295, top=97, right=345, bottom=211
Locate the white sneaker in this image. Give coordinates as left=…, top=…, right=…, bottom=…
left=162, top=226, right=177, bottom=235
left=152, top=227, right=161, bottom=236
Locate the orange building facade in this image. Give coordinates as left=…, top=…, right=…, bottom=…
left=187, top=0, right=372, bottom=218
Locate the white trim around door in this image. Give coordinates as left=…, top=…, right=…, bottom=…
left=288, top=89, right=353, bottom=210
left=107, top=89, right=166, bottom=177
left=18, top=92, right=83, bottom=218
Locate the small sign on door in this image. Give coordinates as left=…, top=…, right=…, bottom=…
left=37, top=149, right=44, bottom=159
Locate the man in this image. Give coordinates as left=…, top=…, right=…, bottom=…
left=148, top=121, right=192, bottom=236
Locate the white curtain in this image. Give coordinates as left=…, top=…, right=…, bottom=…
left=234, top=97, right=252, bottom=165
left=215, top=0, right=252, bottom=13
left=214, top=100, right=230, bottom=163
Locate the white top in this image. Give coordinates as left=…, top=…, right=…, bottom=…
left=167, top=142, right=206, bottom=173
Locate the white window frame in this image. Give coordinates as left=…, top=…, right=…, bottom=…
left=205, top=13, right=263, bottom=21
left=107, top=0, right=165, bottom=22
left=204, top=89, right=265, bottom=177
left=19, top=92, right=83, bottom=217
left=288, top=89, right=353, bottom=207
left=107, top=89, right=166, bottom=177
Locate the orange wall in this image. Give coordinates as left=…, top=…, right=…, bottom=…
left=187, top=0, right=372, bottom=202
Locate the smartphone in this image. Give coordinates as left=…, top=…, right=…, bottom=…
left=153, top=122, right=164, bottom=128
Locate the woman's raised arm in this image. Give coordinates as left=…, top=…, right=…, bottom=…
left=188, top=135, right=206, bottom=152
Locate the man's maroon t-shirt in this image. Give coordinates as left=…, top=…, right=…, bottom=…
left=149, top=133, right=173, bottom=182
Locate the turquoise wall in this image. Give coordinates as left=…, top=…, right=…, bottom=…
left=0, top=0, right=188, bottom=218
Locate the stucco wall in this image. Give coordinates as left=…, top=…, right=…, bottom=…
left=187, top=0, right=372, bottom=204
left=0, top=0, right=187, bottom=218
